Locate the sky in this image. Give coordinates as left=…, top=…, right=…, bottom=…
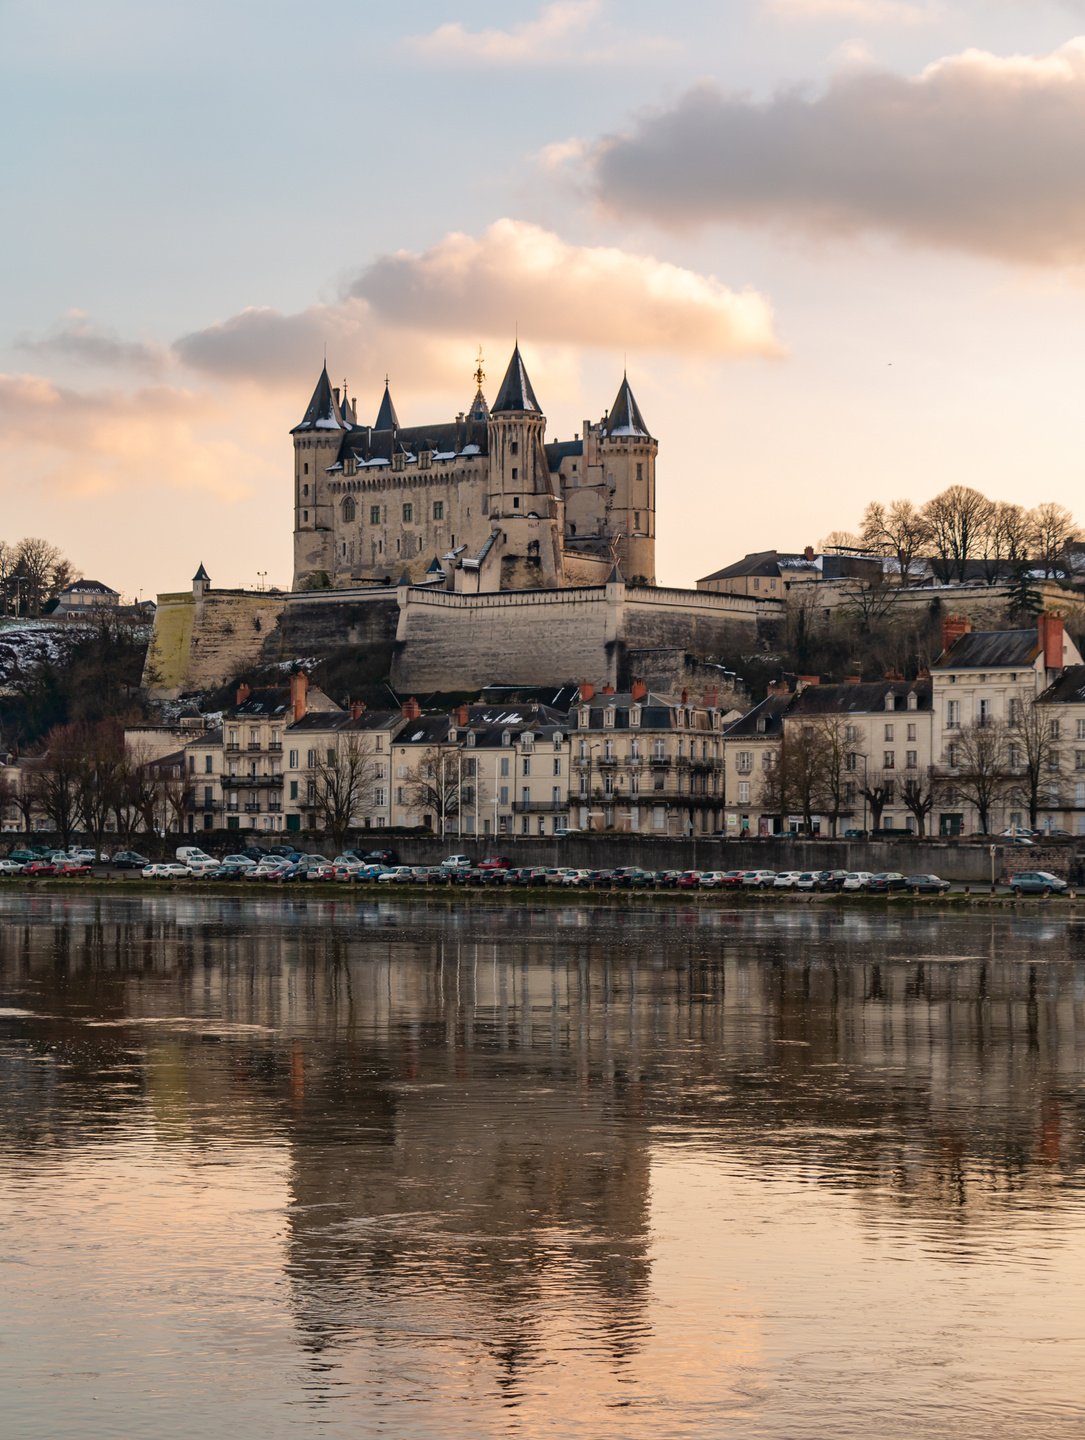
left=4, top=0, right=1085, bottom=597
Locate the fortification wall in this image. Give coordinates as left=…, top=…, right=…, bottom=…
left=145, top=590, right=288, bottom=694
left=259, top=589, right=400, bottom=665
left=390, top=586, right=616, bottom=691
left=623, top=586, right=777, bottom=657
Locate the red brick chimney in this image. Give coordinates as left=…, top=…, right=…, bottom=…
left=631, top=679, right=648, bottom=702
left=235, top=681, right=251, bottom=706
left=804, top=545, right=815, bottom=561
left=884, top=668, right=903, bottom=681
left=942, top=613, right=971, bottom=654
left=766, top=680, right=791, bottom=698
left=401, top=696, right=422, bottom=721
left=1039, top=612, right=1065, bottom=671
left=702, top=686, right=718, bottom=707
left=349, top=700, right=365, bottom=721
left=680, top=688, right=689, bottom=704
left=602, top=683, right=615, bottom=696
left=797, top=675, right=821, bottom=689
left=845, top=674, right=862, bottom=686
left=579, top=683, right=595, bottom=702
left=455, top=703, right=470, bottom=726
left=289, top=671, right=309, bottom=722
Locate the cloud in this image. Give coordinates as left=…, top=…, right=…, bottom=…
left=407, top=0, right=675, bottom=66
left=0, top=373, right=258, bottom=501
left=764, top=0, right=936, bottom=22
left=174, top=220, right=780, bottom=389
left=582, top=37, right=1085, bottom=266
left=17, top=311, right=168, bottom=375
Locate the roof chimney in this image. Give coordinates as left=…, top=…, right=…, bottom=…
left=680, top=688, right=688, bottom=704
left=631, top=679, right=648, bottom=702
left=702, top=686, right=718, bottom=707
left=235, top=682, right=251, bottom=706
left=290, top=671, right=309, bottom=722
left=804, top=545, right=815, bottom=561
left=456, top=703, right=470, bottom=726
left=349, top=700, right=365, bottom=721
left=1039, top=611, right=1065, bottom=672
left=579, top=683, right=595, bottom=702
left=401, top=696, right=422, bottom=720
left=942, top=613, right=971, bottom=654
left=766, top=680, right=791, bottom=698
left=602, top=683, right=615, bottom=696
left=845, top=674, right=862, bottom=685
left=797, top=675, right=821, bottom=690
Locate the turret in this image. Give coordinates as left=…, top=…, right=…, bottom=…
left=599, top=373, right=657, bottom=585
left=291, top=364, right=344, bottom=589
left=486, top=345, right=564, bottom=587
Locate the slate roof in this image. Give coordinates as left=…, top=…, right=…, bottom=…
left=1037, top=666, right=1085, bottom=705
left=374, top=382, right=399, bottom=432
left=394, top=715, right=453, bottom=747
left=334, top=415, right=489, bottom=466
left=786, top=679, right=932, bottom=716
left=545, top=439, right=584, bottom=472
left=192, top=563, right=210, bottom=583
left=285, top=708, right=404, bottom=735
left=605, top=375, right=650, bottom=438
left=574, top=692, right=701, bottom=731
left=292, top=365, right=344, bottom=434
left=491, top=345, right=541, bottom=414
left=723, top=695, right=793, bottom=739
left=933, top=630, right=1040, bottom=669
left=699, top=551, right=785, bottom=583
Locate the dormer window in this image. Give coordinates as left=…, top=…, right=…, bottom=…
left=604, top=707, right=616, bottom=727
left=907, top=691, right=918, bottom=711
left=756, top=717, right=767, bottom=734
left=579, top=705, right=590, bottom=728
left=466, top=731, right=476, bottom=747
left=502, top=730, right=511, bottom=746
left=553, top=734, right=562, bottom=751
left=630, top=705, right=641, bottom=727
left=884, top=693, right=894, bottom=712
left=448, top=729, right=457, bottom=744
left=522, top=732, right=534, bottom=749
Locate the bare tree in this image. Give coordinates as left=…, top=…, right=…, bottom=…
left=1028, top=502, right=1078, bottom=579
left=860, top=500, right=931, bottom=586
left=922, top=487, right=994, bottom=583
left=75, top=720, right=125, bottom=858
left=942, top=720, right=1011, bottom=834
left=979, top=501, right=1032, bottom=585
left=402, top=746, right=461, bottom=834
left=899, top=768, right=940, bottom=838
left=819, top=529, right=862, bottom=552
left=776, top=725, right=832, bottom=833
left=1009, top=701, right=1062, bottom=829
left=12, top=537, right=75, bottom=617
left=306, top=733, right=382, bottom=848
left=37, top=725, right=83, bottom=847
left=857, top=769, right=896, bottom=833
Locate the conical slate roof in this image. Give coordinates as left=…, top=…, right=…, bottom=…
left=605, top=375, right=650, bottom=438
left=192, top=562, right=210, bottom=583
left=375, top=381, right=399, bottom=431
left=491, top=345, right=541, bottom=414
left=468, top=386, right=489, bottom=422
left=292, top=364, right=345, bottom=433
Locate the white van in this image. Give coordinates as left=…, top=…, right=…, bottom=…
left=176, top=846, right=214, bottom=866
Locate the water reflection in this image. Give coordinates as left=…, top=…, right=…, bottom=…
left=1, top=896, right=1083, bottom=1438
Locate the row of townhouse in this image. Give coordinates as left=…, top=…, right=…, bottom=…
left=721, top=612, right=1085, bottom=837
left=125, top=677, right=731, bottom=839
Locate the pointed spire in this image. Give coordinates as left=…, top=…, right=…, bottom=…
left=375, top=377, right=399, bottom=431
left=292, top=364, right=345, bottom=433
left=605, top=374, right=650, bottom=438
left=468, top=386, right=489, bottom=422
left=491, top=344, right=541, bottom=414
left=192, top=562, right=210, bottom=583
left=607, top=560, right=624, bottom=584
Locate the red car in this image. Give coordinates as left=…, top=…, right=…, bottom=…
left=477, top=856, right=513, bottom=870
left=22, top=860, right=57, bottom=876
left=53, top=860, right=93, bottom=877
left=676, top=870, right=702, bottom=889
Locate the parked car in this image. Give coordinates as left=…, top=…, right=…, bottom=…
left=441, top=854, right=473, bottom=871
left=905, top=874, right=951, bottom=894
left=0, top=858, right=24, bottom=875
left=53, top=858, right=93, bottom=877
left=477, top=856, right=513, bottom=870
left=675, top=870, right=702, bottom=889
left=364, top=849, right=398, bottom=866
left=378, top=865, right=415, bottom=884
left=67, top=848, right=99, bottom=864
left=22, top=859, right=58, bottom=876
left=1011, top=871, right=1069, bottom=896
left=816, top=870, right=849, bottom=892
left=561, top=868, right=593, bottom=886
left=868, top=872, right=908, bottom=892
left=142, top=862, right=191, bottom=879
left=743, top=870, right=776, bottom=889
left=699, top=871, right=731, bottom=889
left=841, top=872, right=874, bottom=891
left=793, top=872, right=821, bottom=891
left=772, top=871, right=802, bottom=890
left=218, top=855, right=257, bottom=876
left=111, top=851, right=151, bottom=870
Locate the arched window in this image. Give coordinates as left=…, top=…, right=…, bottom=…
left=342, top=496, right=356, bottom=523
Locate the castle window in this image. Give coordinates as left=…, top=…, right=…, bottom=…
left=303, top=484, right=309, bottom=497
left=342, top=497, right=356, bottom=523
left=402, top=503, right=413, bottom=523
left=513, top=497, right=520, bottom=509
left=510, top=440, right=518, bottom=456
left=304, top=463, right=309, bottom=475
left=636, top=463, right=643, bottom=481
left=303, top=510, right=308, bottom=523
left=370, top=504, right=381, bottom=525
left=634, top=512, right=641, bottom=530
left=433, top=501, right=444, bottom=521
left=511, top=468, right=518, bottom=481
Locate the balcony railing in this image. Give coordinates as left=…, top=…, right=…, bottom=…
left=511, top=800, right=569, bottom=814
left=220, top=774, right=283, bottom=789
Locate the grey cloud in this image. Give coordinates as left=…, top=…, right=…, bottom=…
left=586, top=41, right=1085, bottom=265
left=18, top=314, right=167, bottom=373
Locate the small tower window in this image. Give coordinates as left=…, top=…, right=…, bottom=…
left=511, top=467, right=518, bottom=481
left=433, top=501, right=444, bottom=520
left=304, top=463, right=309, bottom=475
left=510, top=440, right=518, bottom=456
left=402, top=503, right=413, bottom=523
left=636, top=462, right=642, bottom=481
left=342, top=496, right=356, bottom=523
left=370, top=504, right=381, bottom=525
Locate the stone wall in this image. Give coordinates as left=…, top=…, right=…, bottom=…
left=145, top=590, right=287, bottom=695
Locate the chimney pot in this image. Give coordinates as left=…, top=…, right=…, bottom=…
left=579, top=683, right=595, bottom=702
left=236, top=682, right=251, bottom=706
left=602, top=684, right=615, bottom=696
left=456, top=703, right=469, bottom=726
left=804, top=545, right=815, bottom=561
left=845, top=674, right=862, bottom=685
left=401, top=696, right=422, bottom=720
left=631, top=679, right=648, bottom=702
left=942, top=613, right=972, bottom=654
left=349, top=700, right=365, bottom=721
left=289, top=671, right=309, bottom=722
left=1039, top=611, right=1065, bottom=671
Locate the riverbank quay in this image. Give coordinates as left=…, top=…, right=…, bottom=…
left=0, top=874, right=1079, bottom=912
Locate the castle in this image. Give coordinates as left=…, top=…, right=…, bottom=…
left=292, top=346, right=658, bottom=592
left=146, top=343, right=783, bottom=698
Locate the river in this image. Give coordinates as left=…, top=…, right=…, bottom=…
left=0, top=894, right=1083, bottom=1438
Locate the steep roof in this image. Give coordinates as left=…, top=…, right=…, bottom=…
left=933, top=629, right=1040, bottom=670
left=59, top=578, right=118, bottom=595
left=192, top=563, right=210, bottom=583
left=699, top=551, right=784, bottom=583
left=605, top=375, right=650, bottom=438
left=724, top=695, right=794, bottom=739
left=292, top=365, right=344, bottom=434
left=1036, top=665, right=1085, bottom=705
left=491, top=345, right=541, bottom=414
left=374, top=381, right=399, bottom=431
left=787, top=679, right=932, bottom=716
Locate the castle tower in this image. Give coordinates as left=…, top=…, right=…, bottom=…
left=600, top=374, right=656, bottom=585
left=487, top=345, right=564, bottom=588
left=291, top=364, right=346, bottom=589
